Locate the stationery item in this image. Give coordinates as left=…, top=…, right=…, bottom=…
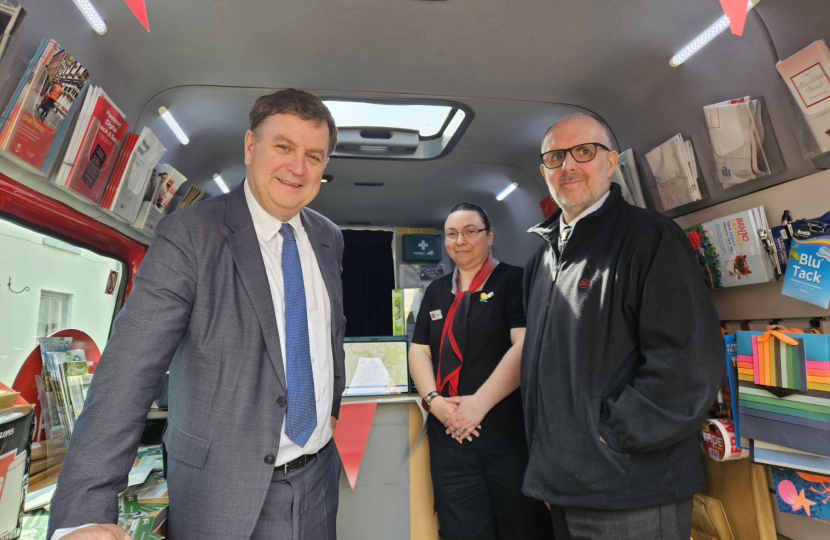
left=704, top=96, right=769, bottom=187
left=776, top=40, right=830, bottom=153
left=736, top=330, right=830, bottom=455
left=772, top=467, right=830, bottom=520
left=700, top=418, right=748, bottom=461
left=739, top=413, right=830, bottom=457
left=752, top=331, right=808, bottom=391
left=722, top=335, right=747, bottom=448
left=751, top=440, right=830, bottom=476
left=770, top=225, right=792, bottom=275
left=684, top=206, right=775, bottom=288
left=609, top=149, right=646, bottom=208
left=781, top=218, right=830, bottom=308
left=645, top=134, right=702, bottom=210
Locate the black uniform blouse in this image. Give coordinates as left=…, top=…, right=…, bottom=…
left=412, top=262, right=527, bottom=448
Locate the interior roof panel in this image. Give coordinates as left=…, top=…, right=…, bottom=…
left=2, top=0, right=830, bottom=261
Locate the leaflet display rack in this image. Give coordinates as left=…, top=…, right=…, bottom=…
left=697, top=96, right=786, bottom=195
left=640, top=134, right=709, bottom=214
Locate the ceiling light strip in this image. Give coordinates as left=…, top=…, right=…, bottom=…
left=71, top=0, right=107, bottom=34
left=670, top=0, right=760, bottom=67
left=213, top=174, right=230, bottom=194
left=158, top=107, right=190, bottom=145
left=496, top=182, right=518, bottom=201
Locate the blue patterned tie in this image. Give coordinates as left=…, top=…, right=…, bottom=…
left=280, top=223, right=317, bottom=447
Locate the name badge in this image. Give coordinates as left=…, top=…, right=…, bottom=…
left=430, top=310, right=443, bottom=321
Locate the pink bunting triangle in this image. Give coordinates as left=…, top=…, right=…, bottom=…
left=719, top=0, right=748, bottom=36
left=124, top=0, right=150, bottom=32
left=332, top=402, right=377, bottom=490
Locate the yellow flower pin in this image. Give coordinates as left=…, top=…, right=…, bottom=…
left=479, top=292, right=494, bottom=302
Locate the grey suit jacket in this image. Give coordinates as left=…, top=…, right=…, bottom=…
left=48, top=183, right=346, bottom=540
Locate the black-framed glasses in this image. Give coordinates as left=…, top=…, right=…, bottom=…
left=444, top=228, right=489, bottom=241
left=540, top=142, right=611, bottom=169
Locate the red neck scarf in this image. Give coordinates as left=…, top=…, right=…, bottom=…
left=436, top=256, right=499, bottom=396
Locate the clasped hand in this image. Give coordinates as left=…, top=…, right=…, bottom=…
left=429, top=394, right=485, bottom=443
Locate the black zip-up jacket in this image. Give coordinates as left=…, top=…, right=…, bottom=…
left=520, top=184, right=725, bottom=510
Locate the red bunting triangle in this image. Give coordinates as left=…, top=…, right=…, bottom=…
left=719, top=0, right=748, bottom=36
left=123, top=0, right=150, bottom=32
left=332, top=402, right=377, bottom=490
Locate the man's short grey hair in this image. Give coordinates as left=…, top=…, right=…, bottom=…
left=542, top=112, right=616, bottom=151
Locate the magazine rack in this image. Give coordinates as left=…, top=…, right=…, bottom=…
left=12, top=329, right=100, bottom=477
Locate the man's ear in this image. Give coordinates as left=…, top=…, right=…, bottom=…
left=606, top=150, right=619, bottom=178
left=244, top=130, right=255, bottom=167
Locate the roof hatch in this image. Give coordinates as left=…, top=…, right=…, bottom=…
left=323, top=99, right=472, bottom=160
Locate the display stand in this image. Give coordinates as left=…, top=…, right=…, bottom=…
left=675, top=167, right=830, bottom=539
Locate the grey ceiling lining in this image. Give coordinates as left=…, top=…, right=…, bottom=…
left=0, top=0, right=827, bottom=263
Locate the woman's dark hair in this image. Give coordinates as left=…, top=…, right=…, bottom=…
left=448, top=202, right=491, bottom=230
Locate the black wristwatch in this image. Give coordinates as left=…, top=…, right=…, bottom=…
left=423, top=391, right=440, bottom=410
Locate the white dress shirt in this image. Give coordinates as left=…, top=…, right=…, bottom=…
left=52, top=181, right=336, bottom=539
left=244, top=180, right=334, bottom=466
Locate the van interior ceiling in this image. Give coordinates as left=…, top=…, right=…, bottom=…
left=2, top=1, right=830, bottom=539
left=0, top=0, right=825, bottom=264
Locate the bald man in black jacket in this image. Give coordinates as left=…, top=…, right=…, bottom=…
left=521, top=114, right=724, bottom=540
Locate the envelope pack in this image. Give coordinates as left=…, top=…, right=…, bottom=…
left=704, top=96, right=769, bottom=187
left=777, top=40, right=830, bottom=153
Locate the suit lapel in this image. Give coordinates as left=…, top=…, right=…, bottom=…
left=225, top=184, right=287, bottom=393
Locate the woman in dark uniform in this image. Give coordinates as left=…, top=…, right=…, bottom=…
left=409, top=202, right=553, bottom=540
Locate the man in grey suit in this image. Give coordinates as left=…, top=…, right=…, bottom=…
left=48, top=89, right=346, bottom=540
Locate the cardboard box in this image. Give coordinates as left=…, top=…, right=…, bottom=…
left=0, top=384, right=35, bottom=539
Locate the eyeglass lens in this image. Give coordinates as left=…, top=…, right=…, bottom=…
left=445, top=229, right=482, bottom=240
left=543, top=143, right=598, bottom=168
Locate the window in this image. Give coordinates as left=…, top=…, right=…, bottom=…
left=323, top=101, right=454, bottom=137
left=322, top=99, right=473, bottom=160
left=38, top=291, right=71, bottom=336
left=0, top=215, right=125, bottom=386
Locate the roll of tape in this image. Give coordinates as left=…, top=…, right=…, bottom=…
left=700, top=418, right=749, bottom=461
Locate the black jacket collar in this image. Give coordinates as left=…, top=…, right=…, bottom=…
left=528, top=183, right=625, bottom=244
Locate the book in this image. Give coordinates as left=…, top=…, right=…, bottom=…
left=100, top=132, right=139, bottom=211
left=776, top=39, right=830, bottom=153
left=103, top=127, right=167, bottom=223
left=0, top=39, right=90, bottom=174
left=133, top=163, right=187, bottom=234
left=684, top=206, right=776, bottom=288
left=173, top=184, right=204, bottom=211
left=54, top=86, right=129, bottom=205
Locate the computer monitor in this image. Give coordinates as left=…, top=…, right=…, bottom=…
left=342, top=336, right=410, bottom=397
